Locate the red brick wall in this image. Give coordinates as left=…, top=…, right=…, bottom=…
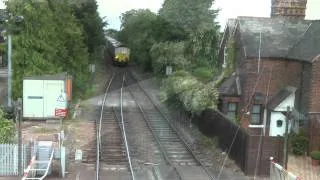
left=309, top=57, right=320, bottom=112
left=308, top=113, right=320, bottom=152
left=238, top=58, right=309, bottom=126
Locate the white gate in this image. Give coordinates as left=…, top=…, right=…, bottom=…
left=0, top=144, right=28, bottom=176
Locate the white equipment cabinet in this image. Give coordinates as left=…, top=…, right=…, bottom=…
left=23, top=74, right=68, bottom=119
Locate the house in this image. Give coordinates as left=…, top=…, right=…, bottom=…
left=218, top=0, right=320, bottom=151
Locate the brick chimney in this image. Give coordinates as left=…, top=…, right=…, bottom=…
left=271, top=0, right=307, bottom=19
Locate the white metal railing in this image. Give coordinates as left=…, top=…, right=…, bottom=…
left=270, top=157, right=301, bottom=180
left=21, top=149, right=54, bottom=180
left=120, top=74, right=135, bottom=180
left=0, top=144, right=27, bottom=176
left=96, top=74, right=115, bottom=180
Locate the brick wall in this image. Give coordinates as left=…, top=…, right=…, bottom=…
left=307, top=57, right=320, bottom=153
left=238, top=58, right=310, bottom=126
left=309, top=57, right=320, bottom=112
left=308, top=113, right=320, bottom=152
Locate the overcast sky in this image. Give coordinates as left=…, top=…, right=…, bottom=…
left=0, top=0, right=319, bottom=30
left=96, top=0, right=320, bottom=30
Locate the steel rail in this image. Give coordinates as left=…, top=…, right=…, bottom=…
left=96, top=73, right=115, bottom=180
left=129, top=71, right=215, bottom=180
left=120, top=74, right=135, bottom=180
left=124, top=77, right=183, bottom=180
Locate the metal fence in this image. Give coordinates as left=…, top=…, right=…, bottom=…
left=0, top=144, right=28, bottom=176
left=270, top=157, right=301, bottom=180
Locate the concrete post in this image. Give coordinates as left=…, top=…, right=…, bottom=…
left=7, top=34, right=12, bottom=107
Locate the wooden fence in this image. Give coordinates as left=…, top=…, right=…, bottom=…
left=198, top=109, right=284, bottom=177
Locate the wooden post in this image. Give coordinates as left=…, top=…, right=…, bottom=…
left=283, top=106, right=290, bottom=169
left=17, top=98, right=22, bottom=175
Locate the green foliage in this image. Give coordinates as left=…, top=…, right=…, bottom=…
left=202, top=135, right=219, bottom=148
left=72, top=0, right=105, bottom=55
left=6, top=0, right=90, bottom=99
left=118, top=9, right=157, bottom=70
left=151, top=16, right=187, bottom=42
left=185, top=28, right=219, bottom=66
left=190, top=67, right=215, bottom=83
left=159, top=0, right=219, bottom=33
left=161, top=71, right=219, bottom=115
left=119, top=0, right=221, bottom=115
left=150, top=41, right=189, bottom=75
left=214, top=37, right=236, bottom=87
left=105, top=29, right=118, bottom=39
left=310, top=151, right=320, bottom=160
left=290, top=130, right=309, bottom=155
left=0, top=109, right=15, bottom=143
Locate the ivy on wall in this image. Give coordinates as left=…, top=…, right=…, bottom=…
left=214, top=37, right=236, bottom=87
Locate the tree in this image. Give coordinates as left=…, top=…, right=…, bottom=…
left=150, top=41, right=189, bottom=75
left=0, top=108, right=15, bottom=143
left=159, top=0, right=221, bottom=72
left=72, top=0, right=105, bottom=55
left=118, top=9, right=157, bottom=70
left=105, top=29, right=118, bottom=39
left=6, top=0, right=90, bottom=99
left=159, top=0, right=219, bottom=34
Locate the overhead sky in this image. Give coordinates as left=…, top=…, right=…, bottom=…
left=96, top=0, right=320, bottom=30
left=0, top=0, right=319, bottom=30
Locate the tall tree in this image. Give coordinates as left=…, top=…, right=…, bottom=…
left=159, top=0, right=219, bottom=33
left=159, top=0, right=220, bottom=67
left=72, top=0, right=105, bottom=55
left=118, top=9, right=157, bottom=70
left=6, top=0, right=89, bottom=99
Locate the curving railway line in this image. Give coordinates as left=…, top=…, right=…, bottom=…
left=123, top=70, right=215, bottom=180
left=95, top=66, right=215, bottom=180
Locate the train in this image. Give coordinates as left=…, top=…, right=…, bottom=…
left=106, top=36, right=130, bottom=66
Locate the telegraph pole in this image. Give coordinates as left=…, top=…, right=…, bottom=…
left=7, top=34, right=12, bottom=107
left=17, top=98, right=22, bottom=175
left=283, top=106, right=290, bottom=169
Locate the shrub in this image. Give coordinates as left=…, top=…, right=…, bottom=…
left=0, top=109, right=16, bottom=143
left=290, top=131, right=308, bottom=155
left=191, top=67, right=215, bottom=83
left=310, top=151, right=320, bottom=160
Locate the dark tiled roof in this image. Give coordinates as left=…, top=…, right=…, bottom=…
left=236, top=16, right=320, bottom=62
left=227, top=19, right=237, bottom=36
left=267, top=86, right=297, bottom=110
left=287, top=23, right=320, bottom=62
left=219, top=74, right=240, bottom=96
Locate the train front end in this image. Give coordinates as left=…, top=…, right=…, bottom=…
left=114, top=47, right=130, bottom=66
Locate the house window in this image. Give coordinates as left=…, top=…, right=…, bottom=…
left=227, top=102, right=237, bottom=120
left=277, top=120, right=283, bottom=127
left=251, top=104, right=262, bottom=125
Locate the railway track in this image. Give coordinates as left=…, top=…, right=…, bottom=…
left=124, top=71, right=215, bottom=180
left=96, top=71, right=134, bottom=180
left=99, top=107, right=126, bottom=165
